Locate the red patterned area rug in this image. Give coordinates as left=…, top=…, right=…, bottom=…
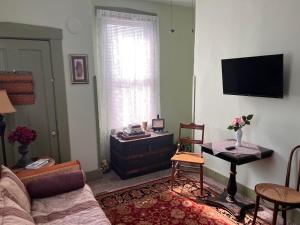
left=95, top=177, right=269, bottom=225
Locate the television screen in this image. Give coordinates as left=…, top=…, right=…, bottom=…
left=222, top=54, right=283, bottom=98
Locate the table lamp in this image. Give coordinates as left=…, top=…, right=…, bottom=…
left=0, top=89, right=16, bottom=165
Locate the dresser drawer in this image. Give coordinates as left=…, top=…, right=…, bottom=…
left=127, top=139, right=150, bottom=154
left=111, top=134, right=173, bottom=156
left=111, top=147, right=173, bottom=169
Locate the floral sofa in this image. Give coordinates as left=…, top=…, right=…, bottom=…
left=0, top=160, right=111, bottom=225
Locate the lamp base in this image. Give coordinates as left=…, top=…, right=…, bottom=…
left=0, top=115, right=5, bottom=135
left=0, top=114, right=7, bottom=165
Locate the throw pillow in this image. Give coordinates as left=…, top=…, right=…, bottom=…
left=26, top=170, right=85, bottom=198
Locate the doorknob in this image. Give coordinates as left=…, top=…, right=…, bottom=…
left=50, top=131, right=57, bottom=136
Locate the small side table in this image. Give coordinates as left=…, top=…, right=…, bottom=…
left=12, top=157, right=55, bottom=175
left=200, top=141, right=273, bottom=221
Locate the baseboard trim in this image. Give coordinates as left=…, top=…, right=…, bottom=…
left=85, top=169, right=103, bottom=182
left=204, top=166, right=300, bottom=224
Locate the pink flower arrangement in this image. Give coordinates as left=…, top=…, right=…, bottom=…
left=227, top=114, right=253, bottom=131
left=231, top=117, right=245, bottom=126
left=8, top=126, right=37, bottom=146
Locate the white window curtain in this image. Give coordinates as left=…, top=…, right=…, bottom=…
left=96, top=9, right=160, bottom=161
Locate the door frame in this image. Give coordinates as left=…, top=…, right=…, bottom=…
left=0, top=22, right=70, bottom=163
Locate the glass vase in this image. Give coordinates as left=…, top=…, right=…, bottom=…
left=16, top=144, right=32, bottom=168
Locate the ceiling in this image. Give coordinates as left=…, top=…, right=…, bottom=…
left=141, top=0, right=194, bottom=7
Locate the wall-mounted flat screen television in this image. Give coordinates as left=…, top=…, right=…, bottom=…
left=222, top=54, right=283, bottom=98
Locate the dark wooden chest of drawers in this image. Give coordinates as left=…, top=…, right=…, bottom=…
left=110, top=133, right=175, bottom=179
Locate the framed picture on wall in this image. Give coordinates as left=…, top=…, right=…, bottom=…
left=69, top=54, right=89, bottom=84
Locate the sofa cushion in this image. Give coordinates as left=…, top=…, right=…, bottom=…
left=0, top=165, right=31, bottom=213
left=27, top=170, right=85, bottom=198
left=0, top=188, right=35, bottom=225
left=31, top=184, right=111, bottom=225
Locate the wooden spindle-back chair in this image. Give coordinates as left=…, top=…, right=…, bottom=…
left=171, top=122, right=205, bottom=196
left=252, top=145, right=300, bottom=225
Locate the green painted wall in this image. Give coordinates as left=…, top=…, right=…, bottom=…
left=0, top=0, right=194, bottom=170
left=93, top=0, right=195, bottom=141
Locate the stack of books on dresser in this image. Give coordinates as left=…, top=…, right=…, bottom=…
left=124, top=124, right=144, bottom=136
left=120, top=124, right=150, bottom=140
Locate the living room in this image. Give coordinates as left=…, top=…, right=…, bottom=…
left=0, top=0, right=299, bottom=225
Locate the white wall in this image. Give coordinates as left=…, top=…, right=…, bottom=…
left=0, top=0, right=194, bottom=171
left=194, top=0, right=300, bottom=189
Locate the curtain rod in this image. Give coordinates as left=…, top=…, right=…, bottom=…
left=95, top=6, right=157, bottom=17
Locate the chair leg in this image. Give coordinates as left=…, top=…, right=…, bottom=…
left=252, top=195, right=260, bottom=225
left=272, top=204, right=279, bottom=225
left=171, top=161, right=176, bottom=190
left=199, top=164, right=203, bottom=196
left=282, top=209, right=287, bottom=225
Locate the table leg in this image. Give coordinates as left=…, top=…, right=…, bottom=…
left=199, top=162, right=255, bottom=221
left=226, top=163, right=237, bottom=202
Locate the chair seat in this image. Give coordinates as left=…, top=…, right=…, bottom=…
left=255, top=183, right=300, bottom=205
left=171, top=152, right=204, bottom=164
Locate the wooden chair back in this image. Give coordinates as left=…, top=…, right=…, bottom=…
left=285, top=145, right=300, bottom=191
left=178, top=122, right=205, bottom=147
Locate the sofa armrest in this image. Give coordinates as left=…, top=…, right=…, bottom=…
left=16, top=160, right=81, bottom=185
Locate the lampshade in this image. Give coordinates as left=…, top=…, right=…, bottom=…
left=0, top=89, right=16, bottom=114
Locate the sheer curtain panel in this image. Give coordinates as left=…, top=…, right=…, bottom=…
left=96, top=9, right=160, bottom=162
